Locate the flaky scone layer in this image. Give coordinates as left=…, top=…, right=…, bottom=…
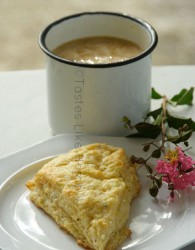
left=26, top=143, right=140, bottom=250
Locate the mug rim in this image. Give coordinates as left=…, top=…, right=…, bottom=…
left=39, top=11, right=158, bottom=68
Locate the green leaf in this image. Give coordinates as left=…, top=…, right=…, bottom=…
left=127, top=122, right=161, bottom=139
left=181, top=130, right=193, bottom=141
left=135, top=122, right=161, bottom=139
left=145, top=164, right=153, bottom=174
left=184, top=141, right=189, bottom=147
left=151, top=149, right=162, bottom=158
left=127, top=133, right=154, bottom=138
left=122, top=116, right=130, bottom=123
left=151, top=88, right=163, bottom=99
left=146, top=107, right=163, bottom=126
left=170, top=87, right=194, bottom=106
left=154, top=177, right=162, bottom=189
left=146, top=107, right=163, bottom=119
left=166, top=114, right=195, bottom=131
left=167, top=130, right=193, bottom=144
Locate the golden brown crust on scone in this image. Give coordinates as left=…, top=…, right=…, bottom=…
left=26, top=143, right=140, bottom=250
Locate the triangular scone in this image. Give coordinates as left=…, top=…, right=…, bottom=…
left=26, top=143, right=140, bottom=250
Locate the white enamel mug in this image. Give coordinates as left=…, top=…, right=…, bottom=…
left=39, top=12, right=158, bottom=136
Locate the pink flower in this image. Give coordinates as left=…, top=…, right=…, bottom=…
left=155, top=146, right=195, bottom=199
left=177, top=147, right=195, bottom=172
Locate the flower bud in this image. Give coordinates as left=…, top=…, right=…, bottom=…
left=149, top=184, right=159, bottom=197
left=143, top=144, right=150, bottom=152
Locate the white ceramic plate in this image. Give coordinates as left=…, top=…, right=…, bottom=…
left=0, top=134, right=195, bottom=250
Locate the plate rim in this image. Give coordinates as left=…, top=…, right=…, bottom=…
left=0, top=134, right=195, bottom=250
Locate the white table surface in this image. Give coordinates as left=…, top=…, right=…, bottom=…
left=0, top=65, right=195, bottom=249
left=0, top=65, right=195, bottom=158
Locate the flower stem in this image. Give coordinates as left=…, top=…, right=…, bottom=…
left=161, top=95, right=168, bottom=151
